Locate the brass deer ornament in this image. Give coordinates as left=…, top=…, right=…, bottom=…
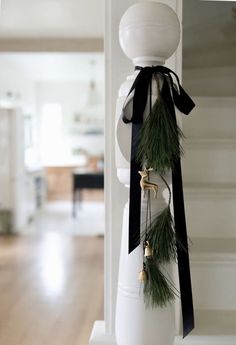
left=138, top=168, right=158, bottom=198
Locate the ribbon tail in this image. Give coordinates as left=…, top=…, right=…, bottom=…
left=172, top=85, right=195, bottom=115
left=172, top=161, right=195, bottom=337
left=126, top=68, right=152, bottom=253
left=128, top=123, right=142, bottom=253
left=162, top=76, right=194, bottom=337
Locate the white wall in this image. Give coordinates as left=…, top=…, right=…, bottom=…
left=0, top=55, right=40, bottom=170
left=35, top=81, right=105, bottom=165
left=0, top=55, right=36, bottom=114
left=35, top=81, right=104, bottom=126
left=0, top=54, right=105, bottom=168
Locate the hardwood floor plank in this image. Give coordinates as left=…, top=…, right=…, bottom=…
left=0, top=235, right=104, bottom=345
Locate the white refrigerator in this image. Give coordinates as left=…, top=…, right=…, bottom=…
left=0, top=107, right=27, bottom=233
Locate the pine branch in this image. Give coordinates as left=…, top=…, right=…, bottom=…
left=143, top=258, right=175, bottom=308
left=146, top=206, right=177, bottom=263
left=137, top=97, right=183, bottom=174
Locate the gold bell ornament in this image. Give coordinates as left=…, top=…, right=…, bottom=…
left=138, top=268, right=148, bottom=282
left=144, top=241, right=153, bottom=257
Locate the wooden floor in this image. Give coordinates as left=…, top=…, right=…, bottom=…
left=0, top=234, right=104, bottom=345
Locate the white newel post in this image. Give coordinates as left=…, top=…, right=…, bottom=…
left=89, top=1, right=182, bottom=345
left=115, top=3, right=181, bottom=345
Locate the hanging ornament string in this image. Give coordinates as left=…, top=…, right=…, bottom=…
left=142, top=77, right=154, bottom=264
left=143, top=78, right=153, bottom=259
left=121, top=65, right=195, bottom=338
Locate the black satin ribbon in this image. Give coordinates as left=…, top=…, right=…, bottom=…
left=121, top=65, right=195, bottom=337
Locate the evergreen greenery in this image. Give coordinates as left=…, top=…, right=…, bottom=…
left=146, top=206, right=177, bottom=264
left=137, top=97, right=183, bottom=174
left=143, top=257, right=175, bottom=308
left=138, top=78, right=187, bottom=308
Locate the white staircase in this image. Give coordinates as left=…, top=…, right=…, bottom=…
left=175, top=97, right=236, bottom=345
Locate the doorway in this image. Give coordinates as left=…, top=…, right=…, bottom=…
left=0, top=52, right=105, bottom=344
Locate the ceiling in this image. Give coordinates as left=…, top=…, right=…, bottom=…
left=0, top=0, right=105, bottom=83
left=0, top=0, right=233, bottom=43
left=0, top=1, right=234, bottom=71
left=0, top=0, right=104, bottom=38
left=0, top=53, right=105, bottom=82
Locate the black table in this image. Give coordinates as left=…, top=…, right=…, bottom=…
left=72, top=170, right=104, bottom=217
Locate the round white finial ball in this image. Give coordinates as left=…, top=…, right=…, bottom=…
left=119, top=1, right=180, bottom=64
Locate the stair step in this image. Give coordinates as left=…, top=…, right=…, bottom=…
left=182, top=146, right=236, bottom=184
left=177, top=97, right=236, bottom=343
left=185, top=138, right=236, bottom=150
left=185, top=183, right=236, bottom=197
left=184, top=184, right=236, bottom=238
left=190, top=238, right=236, bottom=310
left=190, top=238, right=236, bottom=261
left=182, top=97, right=236, bottom=139
left=175, top=310, right=236, bottom=345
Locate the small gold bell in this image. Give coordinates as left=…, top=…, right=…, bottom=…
left=138, top=269, right=148, bottom=282
left=144, top=242, right=153, bottom=257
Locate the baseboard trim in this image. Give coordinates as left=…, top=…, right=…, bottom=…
left=175, top=335, right=236, bottom=345
left=89, top=321, right=117, bottom=345
left=90, top=321, right=236, bottom=345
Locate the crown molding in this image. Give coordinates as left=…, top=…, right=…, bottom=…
left=0, top=38, right=104, bottom=52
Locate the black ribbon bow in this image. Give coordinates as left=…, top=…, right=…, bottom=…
left=122, top=65, right=195, bottom=338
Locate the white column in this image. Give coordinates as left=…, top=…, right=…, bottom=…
left=89, top=1, right=183, bottom=344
